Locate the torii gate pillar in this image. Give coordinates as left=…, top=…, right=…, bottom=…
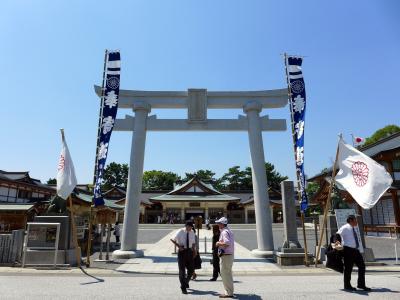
left=244, top=101, right=274, bottom=256
left=113, top=101, right=150, bottom=258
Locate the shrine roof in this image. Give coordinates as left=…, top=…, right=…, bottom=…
left=150, top=177, right=240, bottom=202
left=0, top=170, right=55, bottom=192
left=74, top=191, right=124, bottom=210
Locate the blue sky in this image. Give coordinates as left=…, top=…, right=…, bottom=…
left=1, top=0, right=399, bottom=184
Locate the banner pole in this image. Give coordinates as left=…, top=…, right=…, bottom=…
left=315, top=134, right=341, bottom=267
left=284, top=53, right=309, bottom=266
left=68, top=195, right=81, bottom=268
left=86, top=50, right=108, bottom=267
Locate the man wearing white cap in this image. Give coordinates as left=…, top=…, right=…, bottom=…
left=215, top=217, right=235, bottom=298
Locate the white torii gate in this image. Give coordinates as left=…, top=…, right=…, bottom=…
left=95, top=86, right=288, bottom=258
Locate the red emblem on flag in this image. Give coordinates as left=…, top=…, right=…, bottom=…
left=58, top=154, right=65, bottom=171
left=355, top=137, right=363, bottom=143
left=352, top=161, right=369, bottom=187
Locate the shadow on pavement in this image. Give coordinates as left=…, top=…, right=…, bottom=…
left=188, top=289, right=262, bottom=299
left=79, top=267, right=105, bottom=285
left=233, top=258, right=275, bottom=263
left=371, top=287, right=400, bottom=293
left=188, top=289, right=219, bottom=296
left=192, top=279, right=242, bottom=284
left=234, top=295, right=263, bottom=300
left=341, top=287, right=399, bottom=296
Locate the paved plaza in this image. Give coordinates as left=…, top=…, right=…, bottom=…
left=1, top=224, right=399, bottom=299
left=1, top=273, right=399, bottom=300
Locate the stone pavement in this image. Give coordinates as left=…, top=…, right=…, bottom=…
left=116, top=228, right=283, bottom=275
left=1, top=273, right=399, bottom=299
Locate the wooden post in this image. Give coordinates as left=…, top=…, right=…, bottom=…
left=68, top=196, right=81, bottom=268
left=86, top=206, right=93, bottom=267
left=391, top=190, right=400, bottom=226
left=106, top=223, right=111, bottom=260
left=300, top=212, right=309, bottom=265
left=86, top=51, right=108, bottom=267
left=315, top=135, right=341, bottom=267
left=99, top=223, right=105, bottom=260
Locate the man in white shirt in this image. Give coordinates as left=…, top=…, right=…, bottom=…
left=337, top=215, right=371, bottom=292
left=171, top=220, right=197, bottom=294
left=215, top=217, right=235, bottom=298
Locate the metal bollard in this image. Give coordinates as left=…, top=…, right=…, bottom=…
left=204, top=237, right=207, bottom=254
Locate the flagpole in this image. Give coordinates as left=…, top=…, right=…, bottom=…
left=86, top=50, right=108, bottom=267
left=68, top=195, right=81, bottom=268
left=284, top=53, right=309, bottom=266
left=314, top=134, right=342, bottom=267
left=59, top=128, right=81, bottom=268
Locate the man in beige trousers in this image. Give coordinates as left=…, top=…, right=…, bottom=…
left=215, top=217, right=234, bottom=298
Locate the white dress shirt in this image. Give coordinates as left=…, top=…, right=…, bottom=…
left=337, top=223, right=364, bottom=253
left=174, top=229, right=196, bottom=249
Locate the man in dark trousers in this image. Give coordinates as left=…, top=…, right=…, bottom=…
left=171, top=220, right=197, bottom=294
left=337, top=215, right=371, bottom=292
left=210, top=224, right=221, bottom=281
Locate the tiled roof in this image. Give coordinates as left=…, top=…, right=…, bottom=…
left=0, top=204, right=35, bottom=211
left=151, top=177, right=241, bottom=202
left=73, top=192, right=124, bottom=210
left=150, top=194, right=240, bottom=202
left=0, top=170, right=54, bottom=191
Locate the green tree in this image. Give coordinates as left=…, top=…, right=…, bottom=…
left=181, top=169, right=224, bottom=190
left=220, top=166, right=252, bottom=190
left=221, top=166, right=246, bottom=190
left=306, top=181, right=320, bottom=200
left=142, top=170, right=181, bottom=190
left=46, top=178, right=56, bottom=184
left=182, top=169, right=216, bottom=182
left=364, top=124, right=400, bottom=146
left=102, top=162, right=129, bottom=190
left=264, top=162, right=288, bottom=190
left=221, top=162, right=287, bottom=191
left=331, top=186, right=350, bottom=210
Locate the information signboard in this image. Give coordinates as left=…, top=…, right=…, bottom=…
left=22, top=222, right=60, bottom=268
left=335, top=209, right=363, bottom=252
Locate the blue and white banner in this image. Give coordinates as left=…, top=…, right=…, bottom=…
left=93, top=50, right=121, bottom=206
left=285, top=56, right=308, bottom=212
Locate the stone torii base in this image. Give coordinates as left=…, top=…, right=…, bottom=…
left=274, top=181, right=311, bottom=265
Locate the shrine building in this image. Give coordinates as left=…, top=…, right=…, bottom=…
left=105, top=177, right=287, bottom=224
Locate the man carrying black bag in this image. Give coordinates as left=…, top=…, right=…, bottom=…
left=326, top=234, right=344, bottom=273
left=337, top=215, right=371, bottom=292
left=171, top=220, right=197, bottom=294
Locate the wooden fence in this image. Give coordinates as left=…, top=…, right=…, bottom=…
left=0, top=230, right=24, bottom=264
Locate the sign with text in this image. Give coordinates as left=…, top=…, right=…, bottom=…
left=26, top=223, right=60, bottom=249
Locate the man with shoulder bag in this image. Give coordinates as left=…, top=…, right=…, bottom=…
left=171, top=220, right=197, bottom=294
left=337, top=215, right=371, bottom=292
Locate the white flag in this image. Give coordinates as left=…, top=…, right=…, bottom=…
left=56, top=131, right=77, bottom=199
left=335, top=138, right=393, bottom=209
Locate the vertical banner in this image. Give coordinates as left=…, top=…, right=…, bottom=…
left=93, top=50, right=121, bottom=206
left=285, top=56, right=308, bottom=212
